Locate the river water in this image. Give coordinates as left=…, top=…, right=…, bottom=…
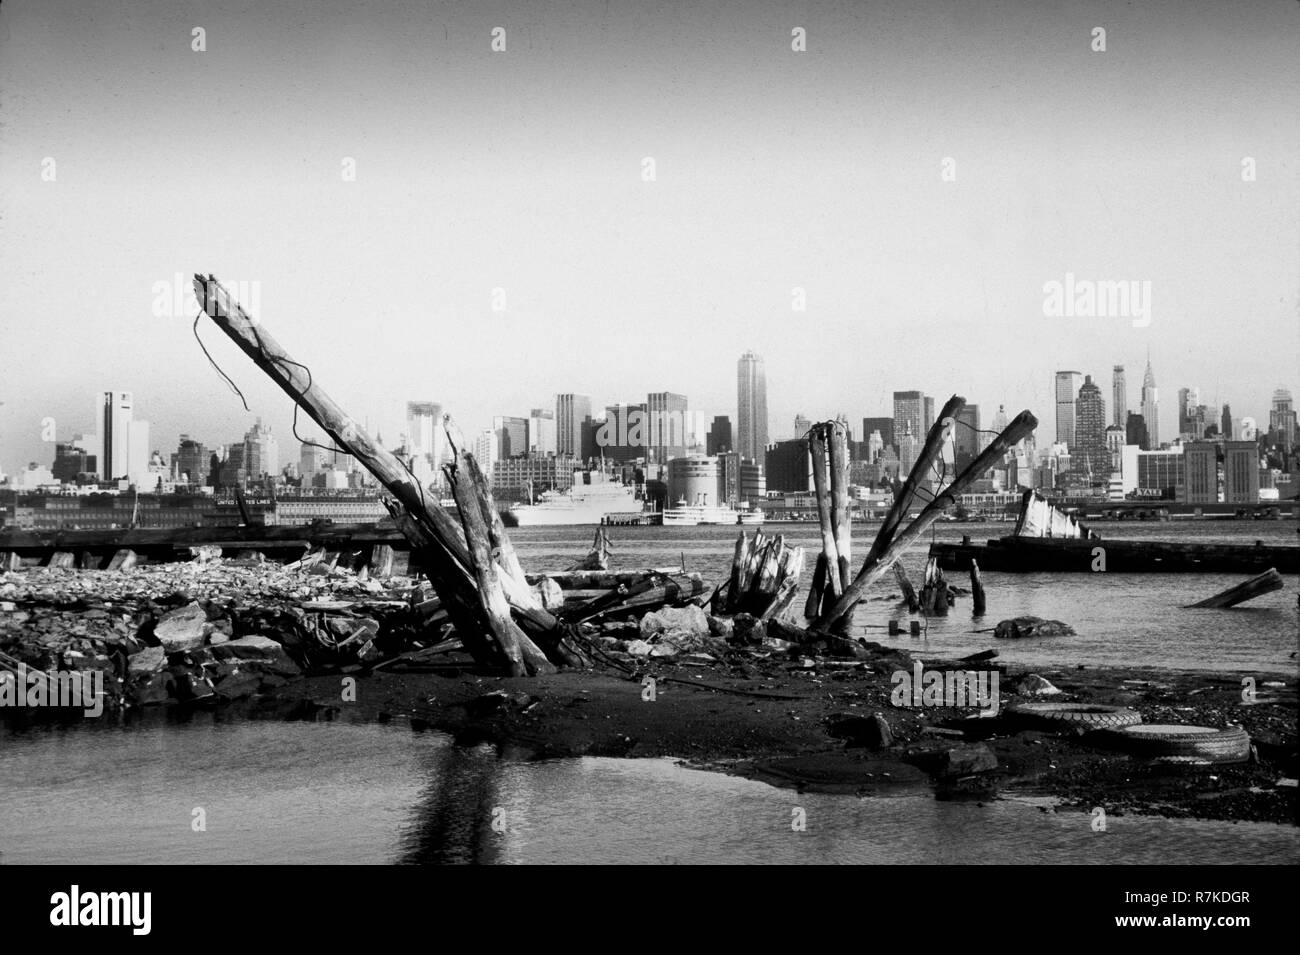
left=512, top=521, right=1299, bottom=673
left=1, top=520, right=1296, bottom=865
left=2, top=720, right=1296, bottom=864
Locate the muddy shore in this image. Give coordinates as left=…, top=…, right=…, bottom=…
left=220, top=655, right=1298, bottom=826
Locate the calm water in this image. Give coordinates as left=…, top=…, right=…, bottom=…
left=2, top=720, right=1296, bottom=864
left=513, top=521, right=1300, bottom=673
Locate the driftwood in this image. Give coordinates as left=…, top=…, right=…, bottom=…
left=814, top=399, right=1038, bottom=630
left=1185, top=568, right=1284, bottom=609
left=568, top=527, right=612, bottom=571
left=193, top=273, right=573, bottom=675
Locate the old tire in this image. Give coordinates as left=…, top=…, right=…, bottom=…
left=1006, top=702, right=1142, bottom=732
left=1099, top=724, right=1252, bottom=764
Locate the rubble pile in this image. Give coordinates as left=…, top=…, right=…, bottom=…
left=0, top=556, right=438, bottom=712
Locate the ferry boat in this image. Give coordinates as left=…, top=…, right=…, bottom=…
left=661, top=497, right=765, bottom=527
left=508, top=471, right=646, bottom=527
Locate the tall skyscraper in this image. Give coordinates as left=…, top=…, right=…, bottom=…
left=555, top=393, right=592, bottom=458
left=99, top=391, right=132, bottom=480
left=98, top=390, right=150, bottom=485
left=892, top=391, right=925, bottom=447
left=243, top=418, right=279, bottom=480
left=406, top=401, right=445, bottom=467
left=1140, top=358, right=1160, bottom=448
left=1126, top=411, right=1149, bottom=451
left=1270, top=388, right=1296, bottom=451
left=737, top=351, right=769, bottom=467
left=1073, top=376, right=1108, bottom=477
left=1054, top=371, right=1082, bottom=447
left=1111, top=365, right=1126, bottom=428
left=923, top=396, right=935, bottom=435
left=1220, top=403, right=1233, bottom=440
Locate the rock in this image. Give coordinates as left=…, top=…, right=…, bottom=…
left=939, top=743, right=999, bottom=776
left=153, top=602, right=209, bottom=652
left=210, top=635, right=301, bottom=676
left=639, top=604, right=710, bottom=639
left=1016, top=673, right=1061, bottom=696
left=827, top=712, right=893, bottom=749
left=211, top=666, right=262, bottom=700
left=531, top=578, right=564, bottom=611
left=761, top=635, right=793, bottom=652
left=624, top=639, right=655, bottom=657
left=467, top=689, right=511, bottom=717
left=993, top=616, right=1076, bottom=640
left=188, top=545, right=223, bottom=563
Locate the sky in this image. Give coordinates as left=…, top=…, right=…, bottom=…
left=1, top=0, right=1297, bottom=473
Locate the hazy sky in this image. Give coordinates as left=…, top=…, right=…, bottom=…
left=1, top=0, right=1297, bottom=472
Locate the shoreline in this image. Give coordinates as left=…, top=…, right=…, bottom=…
left=9, top=654, right=1293, bottom=827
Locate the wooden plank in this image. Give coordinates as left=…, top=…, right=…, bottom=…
left=808, top=428, right=842, bottom=598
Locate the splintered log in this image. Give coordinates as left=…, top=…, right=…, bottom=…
left=815, top=405, right=1037, bottom=630
left=446, top=453, right=554, bottom=676
left=970, top=559, right=987, bottom=616
left=193, top=273, right=569, bottom=673
left=920, top=557, right=950, bottom=615
left=1185, top=568, right=1284, bottom=609
left=718, top=530, right=804, bottom=618
left=808, top=430, right=842, bottom=599
left=893, top=560, right=920, bottom=612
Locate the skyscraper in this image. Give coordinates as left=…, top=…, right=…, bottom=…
left=737, top=351, right=769, bottom=468
left=243, top=418, right=279, bottom=480
left=555, top=393, right=592, bottom=458
left=1220, top=403, right=1233, bottom=440
left=406, top=401, right=445, bottom=467
left=1111, top=365, right=1126, bottom=428
left=526, top=409, right=556, bottom=456
left=1073, top=376, right=1108, bottom=477
left=892, top=391, right=924, bottom=447
left=647, top=392, right=688, bottom=463
left=492, top=415, right=529, bottom=460
left=1270, top=388, right=1296, bottom=452
left=1054, top=371, right=1082, bottom=447
left=99, top=391, right=132, bottom=481
left=1140, top=358, right=1160, bottom=448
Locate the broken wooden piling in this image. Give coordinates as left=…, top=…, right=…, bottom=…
left=1185, top=568, right=1284, bottom=609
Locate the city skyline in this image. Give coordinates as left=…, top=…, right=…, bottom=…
left=4, top=349, right=1294, bottom=486
left=1, top=0, right=1297, bottom=480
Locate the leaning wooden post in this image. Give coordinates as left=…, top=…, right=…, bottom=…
left=808, top=427, right=842, bottom=599
left=815, top=410, right=1037, bottom=630
left=893, top=560, right=920, bottom=612
left=827, top=420, right=852, bottom=589
left=192, top=273, right=567, bottom=671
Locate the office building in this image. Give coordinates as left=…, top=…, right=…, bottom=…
left=737, top=351, right=769, bottom=467
left=1054, top=371, right=1082, bottom=447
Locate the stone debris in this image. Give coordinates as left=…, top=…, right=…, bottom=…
left=0, top=559, right=438, bottom=712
